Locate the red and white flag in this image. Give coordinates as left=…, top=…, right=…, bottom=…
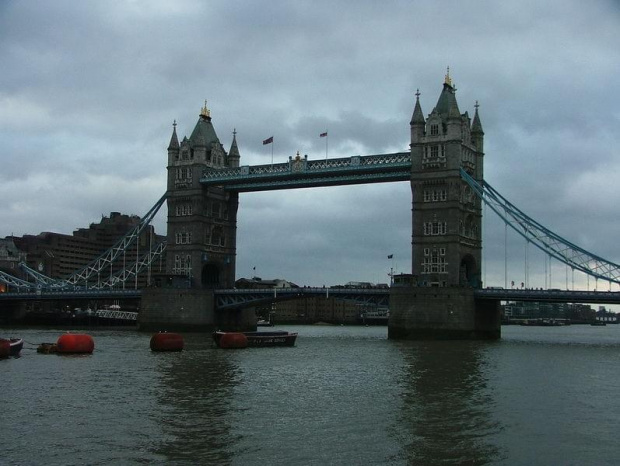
left=263, top=136, right=273, bottom=145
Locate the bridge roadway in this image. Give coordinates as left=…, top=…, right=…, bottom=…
left=214, top=287, right=390, bottom=310
left=2, top=287, right=620, bottom=307
left=474, top=288, right=620, bottom=304
left=0, top=289, right=141, bottom=301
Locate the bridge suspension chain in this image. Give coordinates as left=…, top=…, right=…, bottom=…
left=0, top=269, right=35, bottom=291
left=2, top=194, right=167, bottom=292
left=19, top=262, right=68, bottom=289
left=461, top=169, right=620, bottom=285
left=93, top=241, right=167, bottom=289
left=62, top=193, right=167, bottom=288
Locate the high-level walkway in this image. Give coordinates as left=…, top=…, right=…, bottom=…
left=200, top=152, right=411, bottom=191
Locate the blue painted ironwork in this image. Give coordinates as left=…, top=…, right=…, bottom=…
left=0, top=289, right=141, bottom=301
left=92, top=241, right=167, bottom=289
left=201, top=152, right=411, bottom=191
left=19, top=262, right=70, bottom=290
left=214, top=287, right=389, bottom=310
left=0, top=195, right=167, bottom=293
left=64, top=193, right=167, bottom=288
left=0, top=270, right=34, bottom=291
left=460, top=168, right=620, bottom=285
left=476, top=288, right=620, bottom=304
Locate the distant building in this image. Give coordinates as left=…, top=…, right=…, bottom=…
left=503, top=301, right=598, bottom=323
left=6, top=212, right=165, bottom=288
left=235, top=277, right=298, bottom=289
left=0, top=238, right=28, bottom=291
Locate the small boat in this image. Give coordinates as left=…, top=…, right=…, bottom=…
left=9, top=338, right=23, bottom=356
left=0, top=338, right=23, bottom=357
left=213, top=330, right=297, bottom=348
left=591, top=321, right=607, bottom=326
left=256, top=318, right=274, bottom=327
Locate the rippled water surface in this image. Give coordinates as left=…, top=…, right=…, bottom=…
left=2, top=325, right=620, bottom=465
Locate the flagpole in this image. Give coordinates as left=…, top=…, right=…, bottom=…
left=320, top=130, right=328, bottom=160
left=325, top=130, right=328, bottom=160
left=263, top=136, right=274, bottom=165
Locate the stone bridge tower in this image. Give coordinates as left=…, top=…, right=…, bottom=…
left=389, top=72, right=500, bottom=340
left=410, top=71, right=485, bottom=287
left=140, top=102, right=245, bottom=331
left=165, top=102, right=239, bottom=289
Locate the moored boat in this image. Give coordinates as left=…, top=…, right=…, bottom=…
left=0, top=338, right=23, bottom=357
left=213, top=330, right=297, bottom=348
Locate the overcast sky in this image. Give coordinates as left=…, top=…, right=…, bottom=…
left=1, top=0, right=619, bottom=290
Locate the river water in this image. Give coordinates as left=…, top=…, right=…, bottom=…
left=2, top=324, right=619, bottom=465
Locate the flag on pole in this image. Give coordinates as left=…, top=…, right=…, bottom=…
left=320, top=132, right=328, bottom=138
left=263, top=136, right=273, bottom=145
left=387, top=254, right=393, bottom=259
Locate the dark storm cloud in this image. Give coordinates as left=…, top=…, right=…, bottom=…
left=0, top=0, right=619, bottom=287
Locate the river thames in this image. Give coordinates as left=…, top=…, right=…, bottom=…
left=2, top=324, right=619, bottom=465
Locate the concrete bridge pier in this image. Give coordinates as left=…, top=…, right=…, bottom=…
left=139, top=288, right=255, bottom=332
left=388, top=286, right=501, bottom=340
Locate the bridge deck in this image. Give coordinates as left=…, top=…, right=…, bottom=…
left=200, top=152, right=411, bottom=191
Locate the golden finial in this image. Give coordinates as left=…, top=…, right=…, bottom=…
left=444, top=66, right=452, bottom=86
left=200, top=100, right=210, bottom=118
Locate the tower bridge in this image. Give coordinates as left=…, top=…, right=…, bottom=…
left=138, top=71, right=494, bottom=337
left=4, top=72, right=619, bottom=338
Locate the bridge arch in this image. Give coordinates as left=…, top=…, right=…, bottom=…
left=201, top=263, right=220, bottom=288
left=460, top=254, right=479, bottom=287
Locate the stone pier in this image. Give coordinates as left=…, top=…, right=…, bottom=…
left=388, top=286, right=501, bottom=340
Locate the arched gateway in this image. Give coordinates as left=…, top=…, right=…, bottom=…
left=140, top=76, right=501, bottom=339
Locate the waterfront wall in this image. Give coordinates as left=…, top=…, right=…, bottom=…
left=388, top=287, right=500, bottom=340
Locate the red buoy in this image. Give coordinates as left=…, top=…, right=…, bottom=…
left=218, top=332, right=248, bottom=349
left=150, top=332, right=184, bottom=352
left=0, top=339, right=10, bottom=358
left=56, top=333, right=95, bottom=354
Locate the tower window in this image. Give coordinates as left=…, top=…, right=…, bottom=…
left=430, top=124, right=439, bottom=136
left=423, top=221, right=447, bottom=236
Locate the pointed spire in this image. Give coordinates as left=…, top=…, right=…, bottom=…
left=410, top=89, right=425, bottom=125
left=471, top=100, right=484, bottom=134
left=229, top=128, right=240, bottom=157
left=168, top=120, right=179, bottom=150
left=228, top=128, right=241, bottom=167
left=434, top=70, right=460, bottom=118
